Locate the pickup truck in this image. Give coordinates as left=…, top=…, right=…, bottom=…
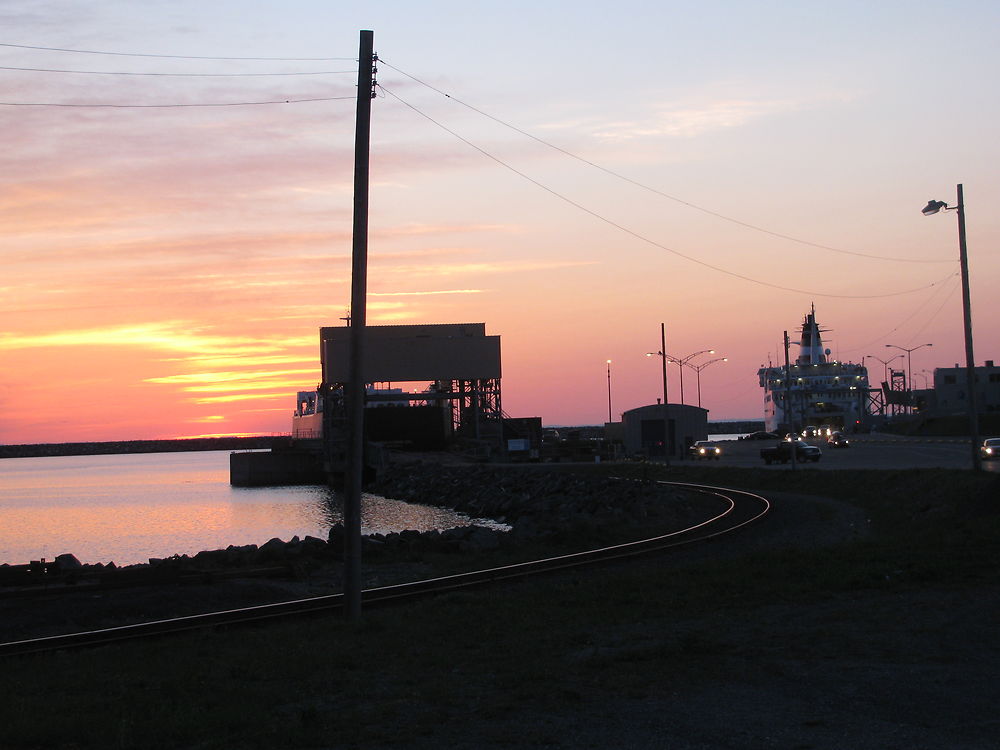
left=761, top=439, right=822, bottom=465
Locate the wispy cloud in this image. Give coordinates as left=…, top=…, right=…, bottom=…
left=145, top=368, right=317, bottom=386
left=372, top=222, right=516, bottom=238
left=180, top=380, right=313, bottom=394
left=0, top=322, right=272, bottom=354
left=382, top=259, right=598, bottom=277
left=192, top=392, right=292, bottom=405
left=370, top=289, right=483, bottom=296
left=593, top=98, right=803, bottom=140
left=0, top=323, right=317, bottom=412
left=163, top=354, right=315, bottom=367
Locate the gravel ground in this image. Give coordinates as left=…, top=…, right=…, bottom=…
left=404, top=582, right=1000, bottom=750
left=358, top=491, right=1000, bottom=750
left=4, top=485, right=998, bottom=749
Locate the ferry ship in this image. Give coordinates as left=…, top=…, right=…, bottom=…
left=757, top=306, right=870, bottom=434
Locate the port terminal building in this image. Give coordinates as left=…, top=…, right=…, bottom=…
left=303, top=322, right=543, bottom=471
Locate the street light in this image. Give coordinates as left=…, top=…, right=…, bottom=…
left=923, top=185, right=981, bottom=471
left=667, top=349, right=714, bottom=406
left=885, top=343, right=933, bottom=414
left=685, top=357, right=728, bottom=409
left=866, top=353, right=904, bottom=385
left=606, top=359, right=613, bottom=424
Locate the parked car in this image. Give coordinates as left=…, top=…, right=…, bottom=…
left=827, top=431, right=850, bottom=448
left=689, top=440, right=722, bottom=460
left=981, top=437, right=1000, bottom=460
left=744, top=431, right=781, bottom=440
left=761, top=439, right=822, bottom=465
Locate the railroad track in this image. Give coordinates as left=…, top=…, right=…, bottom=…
left=0, top=480, right=769, bottom=657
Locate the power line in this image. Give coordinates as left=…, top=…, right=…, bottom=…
left=380, top=84, right=955, bottom=301
left=0, top=42, right=352, bottom=61
left=841, top=273, right=960, bottom=353
left=0, top=96, right=355, bottom=108
left=0, top=64, right=355, bottom=76
left=380, top=59, right=951, bottom=266
left=903, top=275, right=962, bottom=344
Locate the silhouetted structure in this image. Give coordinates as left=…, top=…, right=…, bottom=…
left=621, top=403, right=708, bottom=460
left=318, top=323, right=504, bottom=471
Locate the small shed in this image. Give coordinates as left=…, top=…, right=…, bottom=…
left=621, top=404, right=709, bottom=460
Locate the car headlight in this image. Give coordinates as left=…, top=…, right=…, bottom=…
left=714, top=448, right=720, bottom=454
left=698, top=448, right=705, bottom=454
left=987, top=447, right=994, bottom=455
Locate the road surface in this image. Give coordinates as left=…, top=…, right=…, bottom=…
left=693, top=434, right=998, bottom=472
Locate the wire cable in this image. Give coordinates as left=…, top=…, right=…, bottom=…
left=0, top=41, right=352, bottom=61
left=0, top=64, right=355, bottom=76
left=380, top=84, right=954, bottom=300
left=841, top=272, right=960, bottom=353
left=380, top=59, right=951, bottom=266
left=0, top=96, right=355, bottom=108
left=901, top=275, right=962, bottom=344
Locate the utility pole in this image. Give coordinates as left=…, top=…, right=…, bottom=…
left=344, top=29, right=376, bottom=622
left=606, top=360, right=612, bottom=424
left=956, top=184, right=982, bottom=471
left=922, top=184, right=980, bottom=471
left=661, top=323, right=670, bottom=466
left=784, top=331, right=796, bottom=470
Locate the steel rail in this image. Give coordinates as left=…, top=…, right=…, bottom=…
left=0, top=481, right=769, bottom=657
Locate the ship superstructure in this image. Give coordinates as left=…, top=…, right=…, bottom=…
left=757, top=306, right=870, bottom=433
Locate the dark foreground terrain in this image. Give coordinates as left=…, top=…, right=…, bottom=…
left=1, top=463, right=998, bottom=749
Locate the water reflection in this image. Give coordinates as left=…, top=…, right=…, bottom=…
left=0, top=452, right=504, bottom=566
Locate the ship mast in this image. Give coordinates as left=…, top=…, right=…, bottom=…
left=796, top=303, right=827, bottom=366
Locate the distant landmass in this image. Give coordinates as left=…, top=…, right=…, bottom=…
left=0, top=436, right=284, bottom=459
left=2, top=420, right=765, bottom=460
left=708, top=420, right=765, bottom=434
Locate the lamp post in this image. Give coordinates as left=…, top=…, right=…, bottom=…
left=866, top=353, right=904, bottom=385
left=867, top=353, right=904, bottom=416
left=885, top=343, right=933, bottom=414
left=645, top=323, right=671, bottom=465
left=667, top=349, right=714, bottom=406
left=686, top=357, right=728, bottom=409
left=606, top=359, right=613, bottom=424
left=923, top=185, right=981, bottom=471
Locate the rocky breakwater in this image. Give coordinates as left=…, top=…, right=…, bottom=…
left=364, top=463, right=716, bottom=551
left=0, top=537, right=333, bottom=590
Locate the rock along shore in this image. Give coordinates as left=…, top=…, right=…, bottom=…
left=2, top=463, right=709, bottom=588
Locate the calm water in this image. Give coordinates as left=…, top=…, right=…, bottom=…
left=708, top=433, right=745, bottom=442
left=0, top=451, right=500, bottom=567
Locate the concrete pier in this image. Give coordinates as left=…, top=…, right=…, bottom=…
left=229, top=450, right=325, bottom=487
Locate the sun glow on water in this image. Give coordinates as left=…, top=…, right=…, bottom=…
left=0, top=452, right=503, bottom=566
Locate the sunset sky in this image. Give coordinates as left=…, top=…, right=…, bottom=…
left=2, top=0, right=998, bottom=444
